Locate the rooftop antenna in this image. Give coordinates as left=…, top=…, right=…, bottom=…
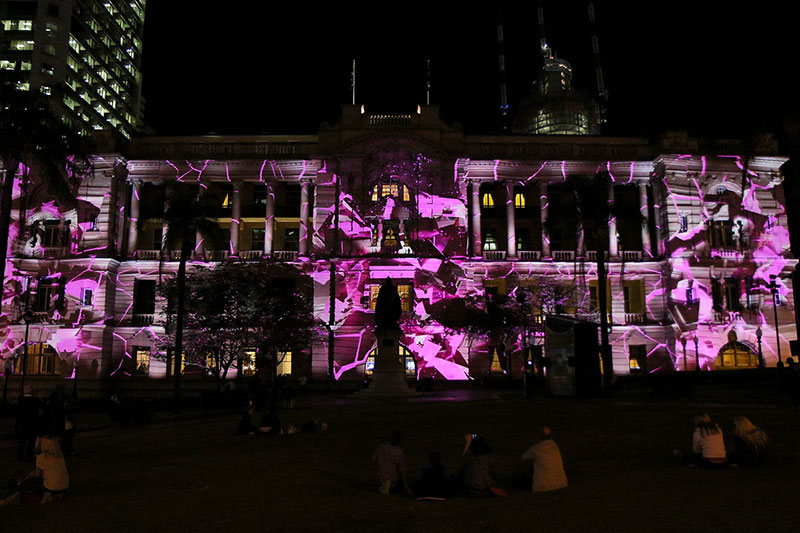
left=426, top=59, right=431, bottom=105
left=537, top=5, right=550, bottom=59
left=497, top=21, right=510, bottom=131
left=587, top=2, right=609, bottom=103
left=350, top=59, right=356, bottom=105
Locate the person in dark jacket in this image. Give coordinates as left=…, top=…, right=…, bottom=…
left=15, top=387, right=41, bottom=462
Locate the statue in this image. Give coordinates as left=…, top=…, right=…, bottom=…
left=374, top=278, right=402, bottom=330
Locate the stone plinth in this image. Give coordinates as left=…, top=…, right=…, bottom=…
left=353, top=328, right=419, bottom=398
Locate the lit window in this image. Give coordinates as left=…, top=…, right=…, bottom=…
left=42, top=63, right=54, bottom=75
left=15, top=81, right=30, bottom=91
left=482, top=193, right=495, bottom=208
left=20, top=61, right=31, bottom=71
left=222, top=193, right=231, bottom=209
left=10, top=40, right=34, bottom=51
left=242, top=350, right=257, bottom=376
left=166, top=350, right=186, bottom=377
left=45, top=22, right=58, bottom=37
left=2, top=20, right=34, bottom=31
left=369, top=283, right=413, bottom=312
left=0, top=60, right=15, bottom=70
left=40, top=85, right=52, bottom=96
left=514, top=192, right=526, bottom=209
left=13, top=343, right=63, bottom=375
left=365, top=345, right=415, bottom=378
left=133, top=347, right=150, bottom=375
left=277, top=351, right=292, bottom=375
left=483, top=229, right=497, bottom=251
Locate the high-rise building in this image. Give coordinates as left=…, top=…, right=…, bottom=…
left=0, top=0, right=146, bottom=139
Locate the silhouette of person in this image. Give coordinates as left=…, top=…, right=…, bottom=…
left=374, top=278, right=402, bottom=330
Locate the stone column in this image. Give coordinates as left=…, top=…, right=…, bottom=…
left=608, top=185, right=618, bottom=257
left=231, top=181, right=241, bottom=254
left=639, top=182, right=651, bottom=257
left=539, top=181, right=550, bottom=258
left=299, top=179, right=311, bottom=256
left=471, top=180, right=482, bottom=256
left=127, top=180, right=140, bottom=257
left=264, top=182, right=274, bottom=255
left=506, top=181, right=517, bottom=258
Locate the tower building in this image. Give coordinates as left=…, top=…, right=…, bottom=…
left=0, top=0, right=146, bottom=139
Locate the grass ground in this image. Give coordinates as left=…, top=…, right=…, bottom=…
left=1, top=388, right=799, bottom=532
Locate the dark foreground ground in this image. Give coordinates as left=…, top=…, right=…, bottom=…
left=1, top=385, right=799, bottom=532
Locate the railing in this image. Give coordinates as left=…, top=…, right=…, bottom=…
left=482, top=250, right=506, bottom=261
left=585, top=251, right=609, bottom=261
left=204, top=250, right=229, bottom=262
left=132, top=314, right=155, bottom=326
left=169, top=250, right=197, bottom=261
left=31, top=311, right=49, bottom=323
left=622, top=250, right=643, bottom=262
left=552, top=250, right=575, bottom=261
left=135, top=250, right=160, bottom=260
left=274, top=250, right=299, bottom=262
left=709, top=248, right=742, bottom=259
left=368, top=114, right=413, bottom=127
left=518, top=250, right=542, bottom=261
left=44, top=246, right=69, bottom=258
left=624, top=313, right=645, bottom=325
left=238, top=250, right=263, bottom=261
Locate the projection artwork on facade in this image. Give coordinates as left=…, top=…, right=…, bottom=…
left=1, top=109, right=796, bottom=386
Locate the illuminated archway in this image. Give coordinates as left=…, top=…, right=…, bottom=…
left=715, top=341, right=758, bottom=370
left=364, top=345, right=416, bottom=378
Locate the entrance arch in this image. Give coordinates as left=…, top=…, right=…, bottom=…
left=364, top=345, right=416, bottom=378
left=715, top=341, right=759, bottom=369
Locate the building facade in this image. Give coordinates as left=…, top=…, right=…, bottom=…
left=0, top=106, right=796, bottom=393
left=0, top=0, right=146, bottom=138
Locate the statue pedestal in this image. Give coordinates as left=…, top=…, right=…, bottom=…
left=354, top=328, right=419, bottom=398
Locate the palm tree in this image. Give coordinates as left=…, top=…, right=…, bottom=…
left=159, top=182, right=221, bottom=403
left=0, top=84, right=90, bottom=282
left=546, top=172, right=614, bottom=389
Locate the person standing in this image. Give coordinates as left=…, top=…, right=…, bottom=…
left=15, top=386, right=41, bottom=462
left=521, top=426, right=568, bottom=492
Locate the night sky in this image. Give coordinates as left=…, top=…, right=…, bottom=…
left=140, top=1, right=799, bottom=143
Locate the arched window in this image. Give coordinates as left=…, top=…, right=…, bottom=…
left=13, top=343, right=63, bottom=375
left=482, top=193, right=495, bottom=208
left=715, top=341, right=758, bottom=369
left=365, top=345, right=416, bottom=378
left=514, top=192, right=526, bottom=209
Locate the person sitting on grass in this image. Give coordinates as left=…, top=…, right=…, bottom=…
left=237, top=406, right=259, bottom=436
left=373, top=430, right=411, bottom=496
left=689, top=413, right=727, bottom=467
left=521, top=426, right=568, bottom=492
left=412, top=451, right=455, bottom=500
left=459, top=434, right=506, bottom=497
left=1, top=436, right=69, bottom=505
left=731, top=416, right=769, bottom=467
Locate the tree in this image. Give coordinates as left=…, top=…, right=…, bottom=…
left=0, top=85, right=90, bottom=282
left=546, top=172, right=615, bottom=389
left=161, top=261, right=314, bottom=395
left=157, top=183, right=221, bottom=402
